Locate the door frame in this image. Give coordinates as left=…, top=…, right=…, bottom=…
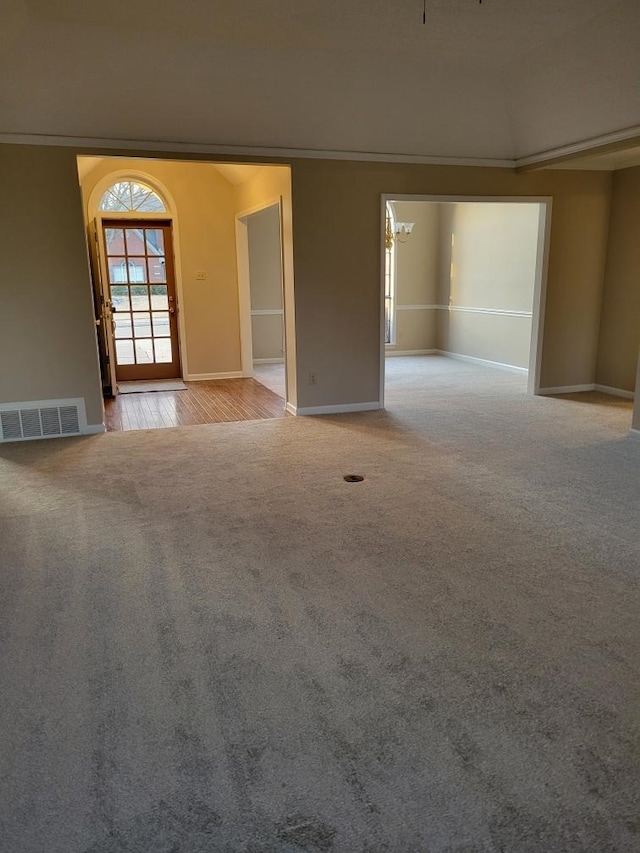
left=88, top=172, right=189, bottom=392
left=379, top=193, right=553, bottom=407
left=99, top=217, right=182, bottom=382
left=235, top=198, right=287, bottom=393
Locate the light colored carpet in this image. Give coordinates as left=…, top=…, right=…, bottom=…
left=253, top=363, right=286, bottom=399
left=1, top=356, right=639, bottom=852
left=118, top=380, right=187, bottom=394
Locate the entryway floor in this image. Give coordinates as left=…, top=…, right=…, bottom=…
left=104, top=377, right=285, bottom=431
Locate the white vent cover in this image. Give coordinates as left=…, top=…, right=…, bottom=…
left=0, top=398, right=88, bottom=442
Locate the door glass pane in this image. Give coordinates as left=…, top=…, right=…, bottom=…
left=108, top=258, right=127, bottom=283
left=110, top=285, right=130, bottom=312
left=148, top=257, right=166, bottom=283
left=104, top=228, right=124, bottom=253
left=114, top=314, right=133, bottom=338
left=127, top=258, right=147, bottom=283
left=135, top=339, right=154, bottom=364
left=152, top=312, right=170, bottom=337
left=115, top=339, right=134, bottom=364
left=133, top=312, right=151, bottom=337
left=130, top=285, right=149, bottom=310
left=154, top=338, right=173, bottom=363
left=145, top=229, right=165, bottom=255
left=125, top=228, right=146, bottom=256
left=150, top=285, right=168, bottom=310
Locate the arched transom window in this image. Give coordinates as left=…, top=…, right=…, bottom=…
left=99, top=180, right=166, bottom=213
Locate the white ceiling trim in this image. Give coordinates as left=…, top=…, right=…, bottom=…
left=515, top=123, right=640, bottom=169
left=0, top=133, right=515, bottom=169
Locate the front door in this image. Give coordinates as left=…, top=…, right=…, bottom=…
left=102, top=219, right=181, bottom=381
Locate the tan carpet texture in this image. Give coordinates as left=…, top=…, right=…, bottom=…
left=1, top=357, right=639, bottom=852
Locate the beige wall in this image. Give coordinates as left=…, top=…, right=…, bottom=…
left=291, top=161, right=610, bottom=407
left=251, top=315, right=284, bottom=361
left=437, top=202, right=540, bottom=369
left=448, top=203, right=539, bottom=311
left=80, top=157, right=241, bottom=379
left=391, top=201, right=439, bottom=352
left=1, top=145, right=615, bottom=423
left=0, top=146, right=104, bottom=425
left=438, top=311, right=533, bottom=369
left=247, top=205, right=284, bottom=361
left=596, top=166, right=640, bottom=393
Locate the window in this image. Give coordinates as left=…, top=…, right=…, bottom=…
left=99, top=180, right=166, bottom=213
left=110, top=259, right=147, bottom=284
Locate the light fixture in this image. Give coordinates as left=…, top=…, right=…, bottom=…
left=386, top=215, right=415, bottom=249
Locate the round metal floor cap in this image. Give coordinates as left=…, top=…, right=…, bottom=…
left=343, top=474, right=364, bottom=482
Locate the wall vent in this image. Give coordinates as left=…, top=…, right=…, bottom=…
left=0, top=398, right=87, bottom=442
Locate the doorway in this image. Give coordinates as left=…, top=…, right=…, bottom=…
left=236, top=200, right=287, bottom=401
left=102, top=219, right=181, bottom=382
left=380, top=195, right=551, bottom=405
left=78, top=156, right=294, bottom=430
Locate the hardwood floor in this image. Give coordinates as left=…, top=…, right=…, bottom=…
left=104, top=378, right=285, bottom=431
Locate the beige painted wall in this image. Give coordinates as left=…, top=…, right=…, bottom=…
left=247, top=206, right=283, bottom=310
left=439, top=311, right=533, bottom=369
left=1, top=145, right=614, bottom=424
left=235, top=166, right=295, bottom=404
left=437, top=202, right=540, bottom=369
left=251, top=315, right=284, bottom=361
left=291, top=161, right=610, bottom=407
left=449, top=203, right=539, bottom=311
left=247, top=205, right=284, bottom=361
left=0, top=145, right=103, bottom=425
left=80, top=157, right=241, bottom=379
left=391, top=201, right=439, bottom=352
left=596, top=166, right=640, bottom=393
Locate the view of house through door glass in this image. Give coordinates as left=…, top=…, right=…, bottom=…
left=102, top=219, right=181, bottom=381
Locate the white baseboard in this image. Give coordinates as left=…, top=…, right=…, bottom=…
left=285, top=402, right=297, bottom=416
left=538, top=384, right=595, bottom=395
left=292, top=401, right=381, bottom=416
left=438, top=350, right=528, bottom=375
left=84, top=424, right=106, bottom=435
left=185, top=371, right=243, bottom=381
left=253, top=358, right=285, bottom=365
left=594, top=384, right=635, bottom=400
left=385, top=349, right=438, bottom=357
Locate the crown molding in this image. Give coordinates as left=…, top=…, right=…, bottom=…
left=515, top=124, right=640, bottom=171
left=0, top=132, right=515, bottom=169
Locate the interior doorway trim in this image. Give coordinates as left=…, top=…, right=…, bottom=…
left=379, top=193, right=553, bottom=408
left=235, top=198, right=288, bottom=399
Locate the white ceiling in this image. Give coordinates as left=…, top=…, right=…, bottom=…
left=2, top=0, right=639, bottom=166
